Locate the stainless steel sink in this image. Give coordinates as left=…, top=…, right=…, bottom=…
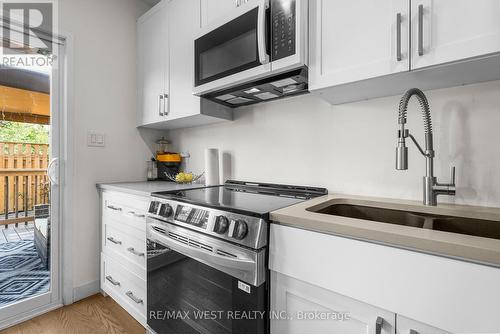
left=309, top=203, right=500, bottom=240
left=313, top=204, right=428, bottom=228
left=431, top=216, right=500, bottom=240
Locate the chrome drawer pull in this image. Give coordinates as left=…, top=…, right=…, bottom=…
left=107, top=237, right=122, bottom=245
left=126, top=291, right=143, bottom=304
left=127, top=247, right=145, bottom=257
left=107, top=205, right=122, bottom=211
left=128, top=211, right=145, bottom=218
left=106, top=275, right=120, bottom=286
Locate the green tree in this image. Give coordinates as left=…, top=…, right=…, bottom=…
left=0, top=121, right=49, bottom=144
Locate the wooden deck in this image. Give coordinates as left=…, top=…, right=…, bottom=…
left=0, top=222, right=34, bottom=244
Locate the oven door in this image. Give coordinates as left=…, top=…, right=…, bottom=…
left=147, top=221, right=268, bottom=334
left=194, top=0, right=271, bottom=95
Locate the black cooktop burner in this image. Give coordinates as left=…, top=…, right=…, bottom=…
left=152, top=180, right=328, bottom=218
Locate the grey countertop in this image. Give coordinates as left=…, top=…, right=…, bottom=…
left=96, top=180, right=210, bottom=197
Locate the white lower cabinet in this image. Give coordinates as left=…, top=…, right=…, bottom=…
left=269, top=224, right=500, bottom=333
left=101, top=253, right=146, bottom=325
left=100, top=190, right=149, bottom=326
left=396, top=316, right=450, bottom=334
left=271, top=271, right=396, bottom=334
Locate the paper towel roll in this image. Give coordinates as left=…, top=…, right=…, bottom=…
left=204, top=148, right=220, bottom=186
left=219, top=151, right=232, bottom=184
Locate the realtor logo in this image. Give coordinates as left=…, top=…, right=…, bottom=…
left=0, top=0, right=57, bottom=67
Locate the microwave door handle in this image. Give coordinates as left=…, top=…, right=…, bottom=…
left=257, top=0, right=270, bottom=64
left=149, top=228, right=255, bottom=271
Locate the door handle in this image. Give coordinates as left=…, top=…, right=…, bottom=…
left=396, top=13, right=402, bottom=61
left=410, top=330, right=419, bottom=334
left=127, top=247, right=145, bottom=257
left=107, top=237, right=122, bottom=245
left=257, top=1, right=270, bottom=64
left=418, top=4, right=424, bottom=56
left=126, top=291, right=143, bottom=304
left=105, top=275, right=120, bottom=286
left=158, top=94, right=164, bottom=116
left=375, top=316, right=384, bottom=334
left=47, top=158, right=59, bottom=185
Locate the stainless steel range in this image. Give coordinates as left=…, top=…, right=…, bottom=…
left=146, top=180, right=327, bottom=334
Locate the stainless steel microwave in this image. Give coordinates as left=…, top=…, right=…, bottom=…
left=193, top=0, right=308, bottom=103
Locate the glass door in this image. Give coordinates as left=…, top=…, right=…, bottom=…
left=0, top=25, right=64, bottom=327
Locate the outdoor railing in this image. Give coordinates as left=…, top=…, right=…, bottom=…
left=0, top=142, right=50, bottom=226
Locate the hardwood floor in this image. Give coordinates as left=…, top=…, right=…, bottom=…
left=1, top=294, right=145, bottom=334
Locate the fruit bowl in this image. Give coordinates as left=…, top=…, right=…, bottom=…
left=164, top=171, right=204, bottom=184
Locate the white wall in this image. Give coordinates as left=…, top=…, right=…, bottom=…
left=168, top=80, right=500, bottom=208
left=60, top=0, right=161, bottom=297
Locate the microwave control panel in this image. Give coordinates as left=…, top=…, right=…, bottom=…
left=271, top=0, right=296, bottom=61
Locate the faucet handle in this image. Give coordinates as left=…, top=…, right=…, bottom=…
left=450, top=166, right=456, bottom=186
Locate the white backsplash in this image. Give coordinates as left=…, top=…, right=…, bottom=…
left=168, top=80, right=500, bottom=208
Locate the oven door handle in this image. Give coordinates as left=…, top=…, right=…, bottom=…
left=257, top=0, right=270, bottom=64
left=149, top=229, right=256, bottom=271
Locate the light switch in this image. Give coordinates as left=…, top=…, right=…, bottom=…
left=87, top=131, right=105, bottom=147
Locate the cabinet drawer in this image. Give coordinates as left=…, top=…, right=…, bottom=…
left=103, top=222, right=146, bottom=270
left=101, top=253, right=146, bottom=324
left=102, top=198, right=148, bottom=233
left=103, top=191, right=149, bottom=211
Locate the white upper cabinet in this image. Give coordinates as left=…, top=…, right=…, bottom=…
left=200, top=0, right=255, bottom=28
left=309, top=0, right=410, bottom=90
left=396, top=315, right=451, bottom=334
left=167, top=0, right=200, bottom=120
left=137, top=1, right=168, bottom=125
left=137, top=0, right=233, bottom=129
left=411, top=0, right=500, bottom=70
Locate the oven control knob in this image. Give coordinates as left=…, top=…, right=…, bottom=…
left=148, top=201, right=160, bottom=214
left=231, top=220, right=248, bottom=240
left=213, top=216, right=229, bottom=234
left=159, top=203, right=173, bottom=218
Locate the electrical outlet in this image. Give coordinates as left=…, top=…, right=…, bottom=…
left=87, top=131, right=105, bottom=147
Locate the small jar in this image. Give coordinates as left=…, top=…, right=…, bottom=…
left=146, top=160, right=157, bottom=181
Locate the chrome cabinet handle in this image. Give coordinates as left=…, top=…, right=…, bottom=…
left=128, top=211, right=145, bottom=218
left=163, top=93, right=168, bottom=116
left=418, top=4, right=424, bottom=56
left=107, top=237, right=122, bottom=245
left=126, top=291, right=143, bottom=304
left=375, top=316, right=384, bottom=334
left=158, top=94, right=164, bottom=116
left=106, top=275, right=120, bottom=286
left=107, top=205, right=122, bottom=211
left=396, top=13, right=402, bottom=61
left=127, top=247, right=145, bottom=257
left=410, top=330, right=419, bottom=334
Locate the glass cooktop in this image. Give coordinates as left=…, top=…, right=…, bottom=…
left=152, top=180, right=328, bottom=218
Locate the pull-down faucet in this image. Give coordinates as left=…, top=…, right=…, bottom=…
left=396, top=88, right=456, bottom=206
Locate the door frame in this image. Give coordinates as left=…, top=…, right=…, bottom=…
left=0, top=30, right=75, bottom=330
